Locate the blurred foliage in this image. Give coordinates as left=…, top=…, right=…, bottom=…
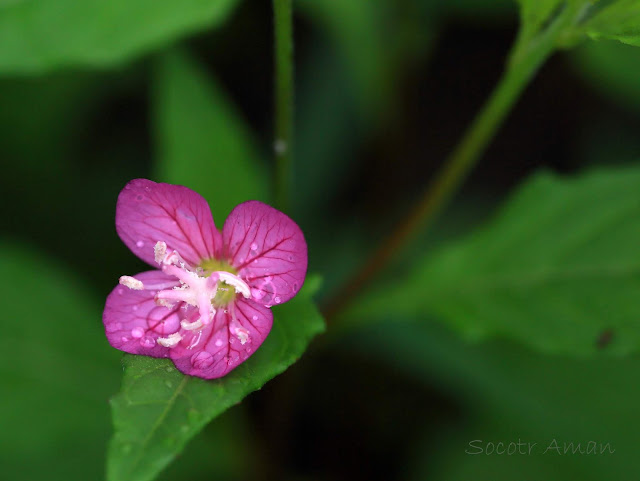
left=349, top=319, right=640, bottom=480
left=0, top=0, right=241, bottom=73
left=343, top=167, right=640, bottom=356
left=2, top=0, right=640, bottom=480
left=0, top=242, right=121, bottom=481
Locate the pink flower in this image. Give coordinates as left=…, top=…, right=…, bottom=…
left=103, top=179, right=307, bottom=379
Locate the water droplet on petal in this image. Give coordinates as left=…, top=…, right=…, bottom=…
left=251, top=288, right=265, bottom=300
left=229, top=337, right=235, bottom=344
left=132, top=305, right=139, bottom=311
left=118, top=288, right=124, bottom=295
left=288, top=255, right=293, bottom=261
left=139, top=336, right=156, bottom=348
left=131, top=327, right=145, bottom=339
left=121, top=337, right=130, bottom=343
left=191, top=351, right=214, bottom=369
left=136, top=240, right=144, bottom=248
left=215, top=339, right=223, bottom=347
left=274, top=296, right=281, bottom=304
left=252, top=315, right=258, bottom=321
left=250, top=242, right=258, bottom=251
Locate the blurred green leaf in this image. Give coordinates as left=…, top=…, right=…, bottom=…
left=350, top=320, right=640, bottom=481
left=296, top=0, right=395, bottom=121
left=0, top=241, right=120, bottom=481
left=572, top=39, right=640, bottom=111
left=107, top=277, right=325, bottom=481
left=0, top=0, right=240, bottom=74
left=344, top=167, right=640, bottom=356
left=582, top=0, right=640, bottom=47
left=153, top=49, right=267, bottom=221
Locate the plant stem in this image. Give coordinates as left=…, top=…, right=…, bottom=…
left=273, top=0, right=294, bottom=212
left=324, top=4, right=581, bottom=321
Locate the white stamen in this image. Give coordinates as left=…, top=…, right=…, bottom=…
left=236, top=327, right=250, bottom=345
left=119, top=275, right=144, bottom=290
left=218, top=271, right=251, bottom=298
left=181, top=319, right=204, bottom=331
left=157, top=332, right=182, bottom=347
left=154, top=241, right=167, bottom=264
left=156, top=298, right=175, bottom=309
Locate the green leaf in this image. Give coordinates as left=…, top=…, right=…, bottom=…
left=107, top=277, right=325, bottom=481
left=297, top=0, right=396, bottom=121
left=0, top=0, right=240, bottom=74
left=344, top=166, right=640, bottom=356
left=572, top=39, right=640, bottom=111
left=0, top=241, right=121, bottom=481
left=153, top=49, right=268, bottom=221
left=582, top=0, right=640, bottom=47
left=350, top=320, right=640, bottom=481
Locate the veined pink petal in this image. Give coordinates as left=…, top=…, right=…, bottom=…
left=116, top=179, right=223, bottom=267
left=223, top=200, right=307, bottom=306
left=170, top=298, right=273, bottom=379
left=103, top=270, right=182, bottom=357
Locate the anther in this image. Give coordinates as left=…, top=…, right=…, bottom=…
left=119, top=275, right=144, bottom=290
left=157, top=332, right=182, bottom=347
left=181, top=319, right=203, bottom=331
left=154, top=241, right=167, bottom=264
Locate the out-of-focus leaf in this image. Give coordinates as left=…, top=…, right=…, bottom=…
left=344, top=167, right=640, bottom=356
left=0, top=0, right=241, bottom=73
left=297, top=0, right=395, bottom=121
left=0, top=241, right=120, bottom=481
left=349, top=320, right=640, bottom=481
left=572, top=39, right=640, bottom=111
left=107, top=277, right=325, bottom=481
left=582, top=0, right=640, bottom=47
left=293, top=43, right=359, bottom=218
left=153, top=49, right=267, bottom=221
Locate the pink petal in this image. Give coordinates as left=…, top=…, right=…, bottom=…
left=103, top=270, right=182, bottom=357
left=170, top=298, right=273, bottom=379
left=116, top=179, right=223, bottom=267
left=223, top=200, right=307, bottom=306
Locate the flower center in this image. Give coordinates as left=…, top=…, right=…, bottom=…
left=119, top=242, right=250, bottom=341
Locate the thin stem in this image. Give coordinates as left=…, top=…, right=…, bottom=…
left=273, top=0, right=294, bottom=212
left=324, top=4, right=581, bottom=321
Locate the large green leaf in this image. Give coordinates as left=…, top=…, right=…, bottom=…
left=0, top=241, right=121, bottom=481
left=582, top=0, right=640, bottom=46
left=153, top=49, right=267, bottom=221
left=0, top=0, right=240, bottom=74
left=107, top=277, right=325, bottom=481
left=344, top=167, right=640, bottom=356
